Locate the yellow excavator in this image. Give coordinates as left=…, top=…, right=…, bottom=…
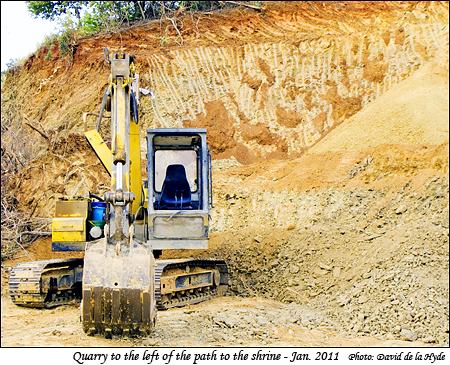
left=9, top=51, right=229, bottom=337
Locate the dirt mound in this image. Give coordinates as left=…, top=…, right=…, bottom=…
left=309, top=61, right=449, bottom=153
left=162, top=48, right=450, bottom=344
left=166, top=172, right=448, bottom=344
left=212, top=143, right=448, bottom=195
left=1, top=295, right=430, bottom=347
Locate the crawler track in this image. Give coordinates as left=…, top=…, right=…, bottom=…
left=155, top=259, right=229, bottom=310
left=9, top=257, right=229, bottom=338
left=9, top=258, right=84, bottom=308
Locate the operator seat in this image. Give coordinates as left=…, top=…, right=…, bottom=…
left=159, top=164, right=192, bottom=209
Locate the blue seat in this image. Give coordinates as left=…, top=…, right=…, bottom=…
left=159, top=164, right=192, bottom=209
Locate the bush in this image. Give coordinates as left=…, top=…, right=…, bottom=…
left=44, top=46, right=53, bottom=61
left=78, top=12, right=101, bottom=36
left=57, top=17, right=77, bottom=60
left=4, top=58, right=26, bottom=75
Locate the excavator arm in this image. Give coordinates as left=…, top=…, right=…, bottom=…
left=83, top=55, right=143, bottom=215
left=81, top=53, right=156, bottom=337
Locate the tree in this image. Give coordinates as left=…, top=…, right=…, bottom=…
left=27, top=1, right=242, bottom=38
left=27, top=1, right=88, bottom=23
left=27, top=1, right=234, bottom=25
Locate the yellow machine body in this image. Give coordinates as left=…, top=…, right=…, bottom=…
left=83, top=105, right=143, bottom=215
left=51, top=200, right=89, bottom=243
left=84, top=129, right=113, bottom=175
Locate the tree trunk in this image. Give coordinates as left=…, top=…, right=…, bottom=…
left=138, top=1, right=146, bottom=20
left=75, top=6, right=81, bottom=26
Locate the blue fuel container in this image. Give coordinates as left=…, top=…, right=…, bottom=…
left=91, top=201, right=107, bottom=221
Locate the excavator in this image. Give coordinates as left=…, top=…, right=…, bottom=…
left=8, top=51, right=229, bottom=337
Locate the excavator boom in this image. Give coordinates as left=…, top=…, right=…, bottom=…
left=81, top=53, right=156, bottom=337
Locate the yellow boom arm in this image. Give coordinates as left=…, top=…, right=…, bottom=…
left=84, top=54, right=143, bottom=216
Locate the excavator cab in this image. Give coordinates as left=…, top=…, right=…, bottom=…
left=146, top=129, right=212, bottom=250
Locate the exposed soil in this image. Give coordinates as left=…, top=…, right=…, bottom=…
left=1, top=1, right=448, bottom=347
left=0, top=295, right=431, bottom=347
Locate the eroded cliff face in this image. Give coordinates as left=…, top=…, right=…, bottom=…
left=144, top=1, right=448, bottom=163
left=2, top=2, right=448, bottom=164
left=2, top=1, right=448, bottom=217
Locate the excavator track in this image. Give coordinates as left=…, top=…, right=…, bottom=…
left=8, top=258, right=83, bottom=308
left=155, top=259, right=229, bottom=310
left=9, top=258, right=229, bottom=312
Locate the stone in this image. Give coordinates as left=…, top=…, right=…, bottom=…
left=337, top=295, right=351, bottom=306
left=400, top=328, right=417, bottom=341
left=332, top=266, right=341, bottom=277
left=319, top=263, right=332, bottom=271
left=395, top=205, right=407, bottom=214
left=358, top=295, right=369, bottom=304
left=309, top=291, right=321, bottom=298
left=422, top=336, right=436, bottom=344
left=256, top=316, right=269, bottom=326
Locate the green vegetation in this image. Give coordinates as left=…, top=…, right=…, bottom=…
left=27, top=1, right=236, bottom=34
left=27, top=1, right=86, bottom=22
left=24, top=1, right=244, bottom=64
left=1, top=1, right=261, bottom=72
left=44, top=47, right=53, bottom=61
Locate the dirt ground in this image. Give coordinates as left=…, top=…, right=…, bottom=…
left=0, top=295, right=430, bottom=347
left=1, top=1, right=449, bottom=347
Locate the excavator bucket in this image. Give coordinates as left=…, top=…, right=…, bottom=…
left=81, top=237, right=156, bottom=337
